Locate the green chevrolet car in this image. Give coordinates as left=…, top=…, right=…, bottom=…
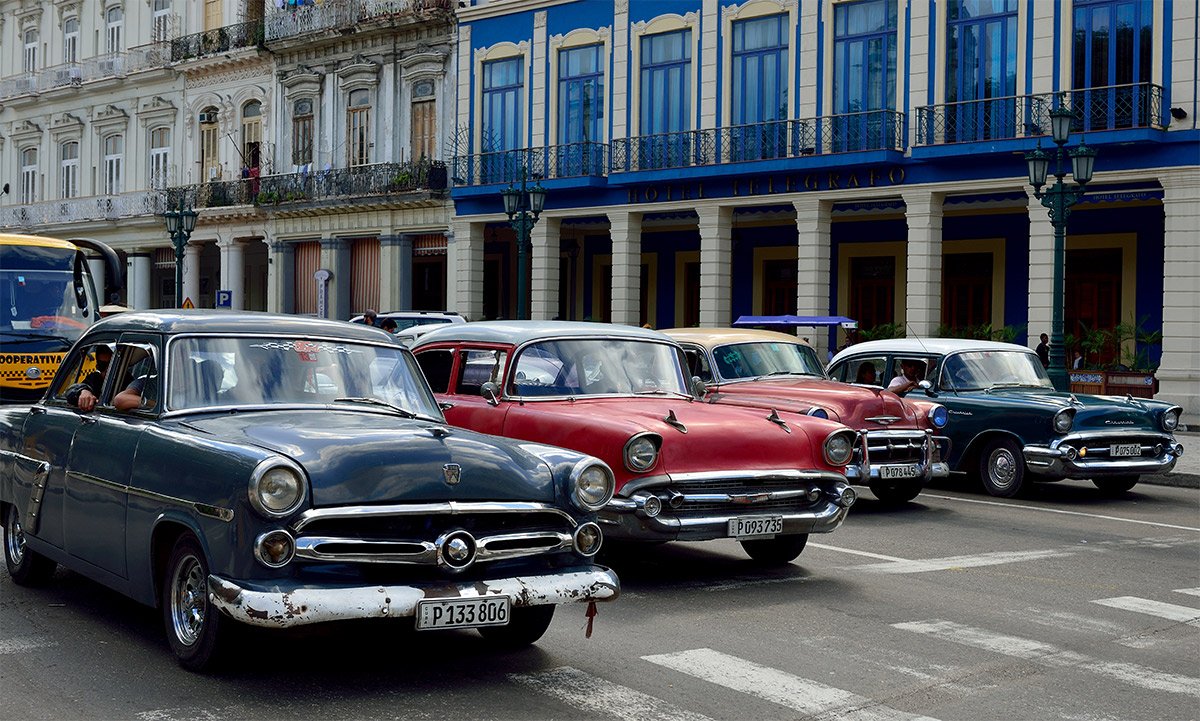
left=828, top=339, right=1183, bottom=497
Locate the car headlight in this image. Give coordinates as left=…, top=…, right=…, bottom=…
left=823, top=430, right=856, bottom=467
left=806, top=407, right=829, bottom=419
left=927, top=404, right=949, bottom=429
left=249, top=458, right=307, bottom=518
left=1162, top=407, right=1181, bottom=432
left=624, top=434, right=661, bottom=472
left=1052, top=408, right=1074, bottom=434
left=570, top=460, right=615, bottom=511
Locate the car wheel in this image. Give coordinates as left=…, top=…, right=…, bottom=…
left=161, top=534, right=230, bottom=672
left=868, top=482, right=923, bottom=504
left=739, top=534, right=809, bottom=565
left=1093, top=475, right=1139, bottom=495
left=979, top=438, right=1026, bottom=497
left=3, top=504, right=56, bottom=586
left=477, top=605, right=555, bottom=648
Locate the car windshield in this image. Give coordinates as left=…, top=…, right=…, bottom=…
left=510, top=338, right=688, bottom=397
left=712, top=341, right=826, bottom=381
left=939, top=350, right=1053, bottom=391
left=166, top=336, right=442, bottom=416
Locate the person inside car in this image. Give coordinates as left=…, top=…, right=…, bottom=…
left=887, top=359, right=924, bottom=395
left=65, top=344, right=113, bottom=412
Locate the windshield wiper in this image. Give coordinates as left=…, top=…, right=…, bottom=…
left=984, top=382, right=1026, bottom=393
left=0, top=332, right=73, bottom=344
left=332, top=396, right=422, bottom=419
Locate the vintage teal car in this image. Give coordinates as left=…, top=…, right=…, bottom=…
left=0, top=311, right=619, bottom=671
left=828, top=339, right=1183, bottom=497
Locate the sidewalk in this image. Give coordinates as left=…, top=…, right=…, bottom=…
left=1141, top=429, right=1199, bottom=489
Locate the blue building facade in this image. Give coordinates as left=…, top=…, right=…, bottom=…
left=447, top=0, right=1200, bottom=418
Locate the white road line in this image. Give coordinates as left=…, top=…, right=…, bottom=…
left=808, top=542, right=909, bottom=562
left=1175, top=587, right=1200, bottom=597
left=1092, top=597, right=1200, bottom=626
left=0, top=637, right=57, bottom=654
left=622, top=575, right=806, bottom=598
left=137, top=709, right=237, bottom=721
left=850, top=549, right=1073, bottom=574
left=509, top=666, right=715, bottom=721
left=919, top=493, right=1200, bottom=532
left=893, top=619, right=1200, bottom=698
left=642, top=648, right=940, bottom=721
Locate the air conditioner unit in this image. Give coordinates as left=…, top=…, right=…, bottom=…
left=198, top=111, right=217, bottom=124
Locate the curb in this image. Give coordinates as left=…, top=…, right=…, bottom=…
left=1140, top=473, right=1200, bottom=490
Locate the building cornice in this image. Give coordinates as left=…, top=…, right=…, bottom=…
left=457, top=0, right=575, bottom=24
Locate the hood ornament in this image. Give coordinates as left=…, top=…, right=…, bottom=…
left=767, top=409, right=791, bottom=433
left=865, top=415, right=900, bottom=426
left=442, top=463, right=462, bottom=485
left=663, top=409, right=687, bottom=434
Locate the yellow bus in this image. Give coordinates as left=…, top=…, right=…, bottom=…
left=0, top=233, right=123, bottom=403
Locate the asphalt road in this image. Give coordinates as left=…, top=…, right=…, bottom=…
left=2, top=479, right=1197, bottom=721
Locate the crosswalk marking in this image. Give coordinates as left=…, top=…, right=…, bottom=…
left=851, top=549, right=1072, bottom=574
left=893, top=619, right=1200, bottom=698
left=642, top=648, right=940, bottom=721
left=1175, top=587, right=1200, bottom=598
left=1092, top=597, right=1200, bottom=626
left=0, top=637, right=57, bottom=654
left=509, top=666, right=715, bottom=721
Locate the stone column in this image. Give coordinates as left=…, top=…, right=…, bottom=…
left=379, top=234, right=414, bottom=312
left=902, top=190, right=945, bottom=338
left=530, top=217, right=561, bottom=320
left=448, top=220, right=485, bottom=321
left=1027, top=192, right=1055, bottom=350
left=609, top=211, right=642, bottom=326
left=320, top=237, right=350, bottom=320
left=795, top=197, right=834, bottom=358
left=268, top=240, right=294, bottom=314
left=1158, top=168, right=1200, bottom=421
left=698, top=205, right=733, bottom=326
left=612, top=0, right=630, bottom=142
left=126, top=252, right=152, bottom=310
left=218, top=238, right=245, bottom=310
left=183, top=243, right=202, bottom=308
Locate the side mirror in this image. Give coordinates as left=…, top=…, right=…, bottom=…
left=481, top=381, right=501, bottom=406
left=438, top=401, right=455, bottom=411
left=691, top=375, right=708, bottom=400
left=918, top=379, right=935, bottom=396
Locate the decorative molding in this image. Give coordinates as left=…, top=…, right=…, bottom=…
left=549, top=27, right=611, bottom=50
left=11, top=119, right=43, bottom=143
left=137, top=95, right=177, bottom=127
left=49, top=112, right=84, bottom=139
left=722, top=0, right=796, bottom=21
left=55, top=1, right=81, bottom=22
left=632, top=13, right=699, bottom=35
left=475, top=40, right=530, bottom=63
left=336, top=54, right=381, bottom=90
left=15, top=5, right=44, bottom=26
left=614, top=0, right=629, bottom=14
left=534, top=11, right=547, bottom=29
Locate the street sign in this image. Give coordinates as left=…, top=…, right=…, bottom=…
left=182, top=297, right=195, bottom=309
left=216, top=290, right=232, bottom=308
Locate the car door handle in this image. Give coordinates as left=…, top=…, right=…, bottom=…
left=439, top=402, right=455, bottom=411
left=30, top=406, right=46, bottom=415
left=79, top=416, right=97, bottom=425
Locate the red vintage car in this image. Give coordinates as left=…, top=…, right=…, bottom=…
left=412, top=322, right=862, bottom=565
left=663, top=328, right=950, bottom=504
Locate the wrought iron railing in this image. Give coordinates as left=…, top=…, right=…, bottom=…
left=172, top=21, right=264, bottom=62
left=265, top=0, right=453, bottom=41
left=0, top=191, right=165, bottom=231
left=451, top=143, right=609, bottom=186
left=166, top=179, right=257, bottom=211
left=252, top=160, right=445, bottom=206
left=0, top=46, right=168, bottom=99
left=916, top=82, right=1164, bottom=145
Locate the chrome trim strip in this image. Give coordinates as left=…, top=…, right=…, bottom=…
left=1056, top=430, right=1176, bottom=443
left=292, top=501, right=578, bottom=532
left=618, top=470, right=846, bottom=498
left=674, top=489, right=814, bottom=504
left=294, top=530, right=575, bottom=565
left=65, top=471, right=234, bottom=522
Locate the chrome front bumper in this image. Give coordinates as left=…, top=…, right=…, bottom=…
left=600, top=469, right=855, bottom=542
left=844, top=431, right=951, bottom=483
left=1023, top=436, right=1183, bottom=478
left=208, top=566, right=619, bottom=629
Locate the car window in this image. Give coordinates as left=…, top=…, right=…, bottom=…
left=51, top=342, right=110, bottom=402
left=415, top=349, right=454, bottom=393
left=457, top=349, right=506, bottom=395
left=113, top=343, right=159, bottom=412
left=711, top=342, right=824, bottom=381
left=510, top=339, right=688, bottom=397
left=886, top=356, right=936, bottom=390
left=846, top=357, right=884, bottom=386
left=682, top=348, right=713, bottom=382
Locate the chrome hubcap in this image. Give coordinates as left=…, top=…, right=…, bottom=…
left=4, top=507, right=26, bottom=564
left=170, top=555, right=206, bottom=647
left=989, top=449, right=1017, bottom=489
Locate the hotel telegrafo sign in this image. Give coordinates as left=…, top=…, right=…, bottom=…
left=625, top=166, right=907, bottom=204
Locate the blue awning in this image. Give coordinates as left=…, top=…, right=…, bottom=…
left=732, top=315, right=858, bottom=328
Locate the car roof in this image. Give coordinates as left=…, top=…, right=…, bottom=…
left=0, top=233, right=79, bottom=251
left=87, top=310, right=396, bottom=341
left=830, top=338, right=1033, bottom=362
left=662, top=327, right=812, bottom=349
left=413, top=320, right=675, bottom=347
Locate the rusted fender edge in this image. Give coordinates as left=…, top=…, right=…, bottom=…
left=208, top=566, right=620, bottom=629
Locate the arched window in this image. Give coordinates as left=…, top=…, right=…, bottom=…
left=242, top=101, right=262, bottom=171
left=21, top=148, right=39, bottom=204
left=64, top=18, right=80, bottom=64
left=200, top=107, right=220, bottom=181
left=347, top=89, right=371, bottom=167
left=150, top=127, right=172, bottom=189
left=292, top=98, right=314, bottom=167
left=60, top=141, right=80, bottom=199
left=106, top=6, right=124, bottom=54
left=23, top=28, right=38, bottom=72
left=104, top=135, right=124, bottom=195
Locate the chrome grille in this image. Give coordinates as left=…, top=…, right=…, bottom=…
left=865, top=431, right=927, bottom=464
left=677, top=497, right=818, bottom=517
left=1074, top=433, right=1168, bottom=459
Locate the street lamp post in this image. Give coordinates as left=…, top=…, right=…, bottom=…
left=501, top=170, right=547, bottom=320
left=1025, top=105, right=1097, bottom=392
left=162, top=196, right=199, bottom=309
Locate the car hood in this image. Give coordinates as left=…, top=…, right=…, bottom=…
left=711, top=378, right=919, bottom=428
left=971, top=387, right=1169, bottom=431
left=179, top=409, right=556, bottom=506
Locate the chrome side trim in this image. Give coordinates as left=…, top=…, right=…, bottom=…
left=293, top=531, right=574, bottom=566
left=618, top=470, right=847, bottom=499
left=66, top=471, right=234, bottom=522
left=292, top=501, right=577, bottom=532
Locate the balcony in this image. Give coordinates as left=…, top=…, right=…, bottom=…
left=171, top=21, right=264, bottom=63
left=251, top=160, right=447, bottom=209
left=166, top=179, right=257, bottom=212
left=0, top=47, right=169, bottom=101
left=0, top=191, right=165, bottom=231
left=265, top=0, right=453, bottom=42
left=916, top=82, right=1165, bottom=146
left=451, top=143, right=608, bottom=186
